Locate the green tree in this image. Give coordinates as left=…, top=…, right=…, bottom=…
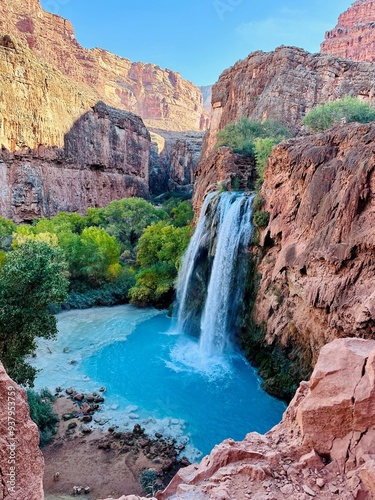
left=303, top=96, right=375, bottom=132
left=254, top=137, right=279, bottom=183
left=0, top=240, right=69, bottom=385
left=27, top=388, right=59, bottom=447
left=216, top=118, right=291, bottom=157
left=129, top=222, right=191, bottom=305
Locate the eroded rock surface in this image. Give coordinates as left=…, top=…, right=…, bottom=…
left=202, top=46, right=375, bottom=157
left=101, top=339, right=375, bottom=499
left=321, top=0, right=375, bottom=62
left=0, top=101, right=151, bottom=222
left=0, top=0, right=207, bottom=132
left=0, top=361, right=44, bottom=500
left=254, top=122, right=375, bottom=373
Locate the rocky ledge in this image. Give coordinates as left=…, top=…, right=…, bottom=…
left=104, top=338, right=375, bottom=499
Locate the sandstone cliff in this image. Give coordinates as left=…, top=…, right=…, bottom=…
left=202, top=46, right=375, bottom=156
left=0, top=0, right=207, bottom=132
left=102, top=338, right=375, bottom=499
left=321, top=0, right=375, bottom=62
left=254, top=122, right=375, bottom=376
left=0, top=361, right=44, bottom=500
left=149, top=130, right=205, bottom=195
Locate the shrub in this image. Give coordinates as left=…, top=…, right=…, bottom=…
left=253, top=211, right=270, bottom=228
left=27, top=389, right=59, bottom=447
left=254, top=137, right=279, bottom=183
left=216, top=118, right=292, bottom=158
left=140, top=468, right=160, bottom=495
left=303, top=96, right=375, bottom=132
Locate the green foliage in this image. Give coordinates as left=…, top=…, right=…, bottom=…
left=140, top=468, right=160, bottom=495
left=0, top=240, right=69, bottom=385
left=303, top=96, right=375, bottom=132
left=86, top=198, right=167, bottom=255
left=162, top=198, right=194, bottom=228
left=130, top=222, right=191, bottom=306
left=216, top=117, right=292, bottom=158
left=27, top=388, right=59, bottom=447
left=253, top=210, right=270, bottom=228
left=254, top=137, right=279, bottom=183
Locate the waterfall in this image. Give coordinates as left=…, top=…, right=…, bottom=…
left=175, top=191, right=255, bottom=356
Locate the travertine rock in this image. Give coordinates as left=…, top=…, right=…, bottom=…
left=254, top=122, right=375, bottom=372
left=101, top=339, right=375, bottom=500
left=0, top=0, right=208, bottom=132
left=0, top=361, right=44, bottom=500
left=321, top=0, right=375, bottom=62
left=202, top=46, right=375, bottom=157
left=192, top=147, right=256, bottom=215
left=0, top=101, right=151, bottom=222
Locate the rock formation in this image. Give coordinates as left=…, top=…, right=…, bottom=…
left=0, top=0, right=208, bottom=132
left=200, top=85, right=213, bottom=115
left=321, top=0, right=375, bottom=62
left=253, top=122, right=375, bottom=378
left=0, top=361, right=44, bottom=500
left=101, top=338, right=375, bottom=499
left=149, top=130, right=205, bottom=195
left=201, top=46, right=375, bottom=157
left=192, top=147, right=256, bottom=215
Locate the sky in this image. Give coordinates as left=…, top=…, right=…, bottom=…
left=40, top=0, right=352, bottom=86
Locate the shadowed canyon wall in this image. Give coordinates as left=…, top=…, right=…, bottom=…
left=321, top=0, right=375, bottom=63
left=0, top=0, right=208, bottom=132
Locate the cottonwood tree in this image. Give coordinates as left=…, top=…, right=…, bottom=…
left=0, top=240, right=68, bottom=386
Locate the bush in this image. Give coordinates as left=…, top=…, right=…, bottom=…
left=303, top=96, right=375, bottom=132
left=216, top=118, right=292, bottom=157
left=27, top=389, right=59, bottom=447
left=253, top=210, right=270, bottom=228
left=140, top=468, right=160, bottom=495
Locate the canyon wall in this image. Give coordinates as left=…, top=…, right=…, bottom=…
left=254, top=122, right=374, bottom=372
left=149, top=130, right=205, bottom=195
left=0, top=361, right=44, bottom=500
left=321, top=0, right=375, bottom=62
left=202, top=46, right=375, bottom=156
left=0, top=0, right=207, bottom=132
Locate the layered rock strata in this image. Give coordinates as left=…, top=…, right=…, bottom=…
left=0, top=361, right=44, bottom=500
left=0, top=0, right=208, bottom=132
left=202, top=46, right=375, bottom=157
left=0, top=101, right=151, bottom=222
left=254, top=122, right=375, bottom=372
left=149, top=130, right=205, bottom=195
left=321, top=0, right=375, bottom=62
left=102, top=338, right=375, bottom=499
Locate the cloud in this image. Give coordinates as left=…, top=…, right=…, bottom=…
left=236, top=13, right=332, bottom=54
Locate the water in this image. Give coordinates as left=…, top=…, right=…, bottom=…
left=175, top=191, right=255, bottom=355
left=200, top=193, right=255, bottom=355
left=30, top=305, right=286, bottom=461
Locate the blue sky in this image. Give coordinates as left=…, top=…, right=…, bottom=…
left=41, top=0, right=352, bottom=86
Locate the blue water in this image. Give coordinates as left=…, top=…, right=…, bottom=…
left=82, top=311, right=286, bottom=458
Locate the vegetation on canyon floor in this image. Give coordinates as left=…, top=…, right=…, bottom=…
left=0, top=196, right=193, bottom=385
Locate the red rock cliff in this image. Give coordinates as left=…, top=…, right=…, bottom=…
left=0, top=0, right=208, bottom=132
left=254, top=122, right=375, bottom=370
left=0, top=361, right=44, bottom=500
left=321, top=0, right=375, bottom=62
left=202, top=46, right=375, bottom=157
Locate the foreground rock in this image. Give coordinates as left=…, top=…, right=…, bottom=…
left=104, top=338, right=375, bottom=499
left=0, top=361, right=44, bottom=500
left=254, top=122, right=375, bottom=381
left=321, top=0, right=375, bottom=62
